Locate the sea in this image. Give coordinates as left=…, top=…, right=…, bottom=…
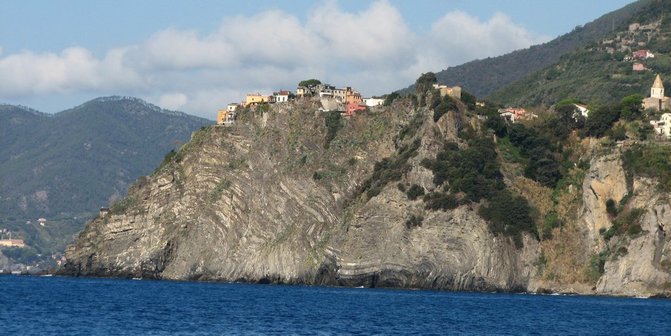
left=1, top=276, right=670, bottom=335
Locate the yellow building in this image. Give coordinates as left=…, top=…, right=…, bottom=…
left=245, top=93, right=269, bottom=107
left=0, top=239, right=25, bottom=248
left=344, top=87, right=363, bottom=104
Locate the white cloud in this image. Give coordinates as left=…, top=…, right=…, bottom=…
left=0, top=1, right=548, bottom=119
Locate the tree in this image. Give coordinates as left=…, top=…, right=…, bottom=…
left=384, top=92, right=400, bottom=106
left=298, top=79, right=321, bottom=87
left=461, top=90, right=477, bottom=110
left=415, top=72, right=437, bottom=94
left=620, top=94, right=643, bottom=121
left=585, top=104, right=620, bottom=137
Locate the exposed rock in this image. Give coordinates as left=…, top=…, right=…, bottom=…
left=581, top=152, right=628, bottom=251
left=61, top=100, right=671, bottom=296
left=597, top=179, right=671, bottom=297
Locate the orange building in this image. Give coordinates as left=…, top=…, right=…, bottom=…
left=217, top=103, right=238, bottom=126
left=345, top=87, right=363, bottom=104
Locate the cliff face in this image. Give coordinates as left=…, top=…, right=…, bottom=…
left=62, top=99, right=671, bottom=296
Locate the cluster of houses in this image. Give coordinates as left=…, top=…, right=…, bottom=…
left=216, top=82, right=390, bottom=126
left=627, top=49, right=656, bottom=72
left=497, top=107, right=538, bottom=123
left=0, top=229, right=25, bottom=248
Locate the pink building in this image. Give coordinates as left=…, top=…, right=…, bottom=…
left=633, top=50, right=654, bottom=59
left=345, top=102, right=366, bottom=117
left=632, top=63, right=647, bottom=71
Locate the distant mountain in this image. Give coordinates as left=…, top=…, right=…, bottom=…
left=487, top=0, right=671, bottom=107
left=415, top=0, right=654, bottom=98
left=0, top=97, right=210, bottom=259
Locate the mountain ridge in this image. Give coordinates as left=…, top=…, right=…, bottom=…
left=414, top=0, right=653, bottom=98
left=0, top=96, right=211, bottom=266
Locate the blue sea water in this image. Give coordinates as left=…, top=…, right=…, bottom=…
left=1, top=276, right=670, bottom=335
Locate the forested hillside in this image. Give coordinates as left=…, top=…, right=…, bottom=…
left=0, top=97, right=210, bottom=263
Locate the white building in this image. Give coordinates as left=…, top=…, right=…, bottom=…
left=364, top=98, right=384, bottom=107
left=273, top=91, right=290, bottom=103
left=650, top=113, right=671, bottom=138
left=573, top=104, right=590, bottom=118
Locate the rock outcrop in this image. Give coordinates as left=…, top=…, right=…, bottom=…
left=61, top=99, right=671, bottom=296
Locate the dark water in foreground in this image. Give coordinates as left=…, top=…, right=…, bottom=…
left=1, top=276, right=670, bottom=335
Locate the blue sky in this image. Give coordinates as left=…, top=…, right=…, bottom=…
left=0, top=0, right=635, bottom=118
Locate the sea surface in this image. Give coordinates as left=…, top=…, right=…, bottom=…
left=1, top=276, right=670, bottom=335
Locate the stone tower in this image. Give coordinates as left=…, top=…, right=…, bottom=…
left=651, top=74, right=664, bottom=99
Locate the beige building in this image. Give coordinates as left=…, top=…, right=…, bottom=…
left=643, top=74, right=670, bottom=111
left=432, top=83, right=462, bottom=100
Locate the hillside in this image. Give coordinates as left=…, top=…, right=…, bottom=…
left=0, top=97, right=210, bottom=264
left=61, top=90, right=671, bottom=297
left=488, top=0, right=671, bottom=106
left=419, top=0, right=654, bottom=97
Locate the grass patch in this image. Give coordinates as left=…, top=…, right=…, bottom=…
left=210, top=179, right=232, bottom=202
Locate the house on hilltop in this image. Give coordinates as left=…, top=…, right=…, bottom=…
left=217, top=103, right=238, bottom=126
left=245, top=93, right=269, bottom=107
left=432, top=83, right=462, bottom=100
left=643, top=74, right=670, bottom=111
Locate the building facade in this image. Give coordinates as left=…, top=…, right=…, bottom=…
left=643, top=74, right=670, bottom=111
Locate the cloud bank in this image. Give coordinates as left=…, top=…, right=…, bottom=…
left=0, top=1, right=547, bottom=119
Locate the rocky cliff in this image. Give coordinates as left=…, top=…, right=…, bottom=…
left=61, top=98, right=671, bottom=297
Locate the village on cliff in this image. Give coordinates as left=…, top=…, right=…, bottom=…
left=215, top=74, right=671, bottom=139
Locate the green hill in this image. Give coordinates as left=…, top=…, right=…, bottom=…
left=487, top=0, right=671, bottom=106
left=424, top=0, right=655, bottom=98
left=0, top=97, right=210, bottom=262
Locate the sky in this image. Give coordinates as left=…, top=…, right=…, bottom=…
left=0, top=0, right=635, bottom=119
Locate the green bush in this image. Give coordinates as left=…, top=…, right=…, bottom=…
left=423, top=138, right=504, bottom=201
left=479, top=190, right=537, bottom=248
left=324, top=111, right=344, bottom=149
left=605, top=199, right=618, bottom=216
left=405, top=214, right=424, bottom=229
left=587, top=251, right=608, bottom=282
left=313, top=171, right=325, bottom=181
left=433, top=95, right=457, bottom=122
left=423, top=192, right=459, bottom=211
left=622, top=144, right=671, bottom=191
left=361, top=139, right=421, bottom=199
left=406, top=184, right=425, bottom=200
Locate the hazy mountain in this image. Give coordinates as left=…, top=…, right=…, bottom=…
left=0, top=97, right=211, bottom=258
left=421, top=0, right=655, bottom=98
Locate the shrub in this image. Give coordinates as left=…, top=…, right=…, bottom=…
left=585, top=104, right=620, bottom=137
left=605, top=199, right=618, bottom=216
left=587, top=251, right=608, bottom=282
left=324, top=111, right=344, bottom=148
left=406, top=184, right=425, bottom=200
left=479, top=190, right=536, bottom=248
left=424, top=138, right=504, bottom=201
left=361, top=139, right=421, bottom=199
left=312, top=171, right=325, bottom=181
left=423, top=192, right=459, bottom=211
left=433, top=95, right=457, bottom=122
left=405, top=215, right=424, bottom=229
left=622, top=144, right=671, bottom=191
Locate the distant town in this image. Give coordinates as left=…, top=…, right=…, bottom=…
left=214, top=74, right=671, bottom=139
